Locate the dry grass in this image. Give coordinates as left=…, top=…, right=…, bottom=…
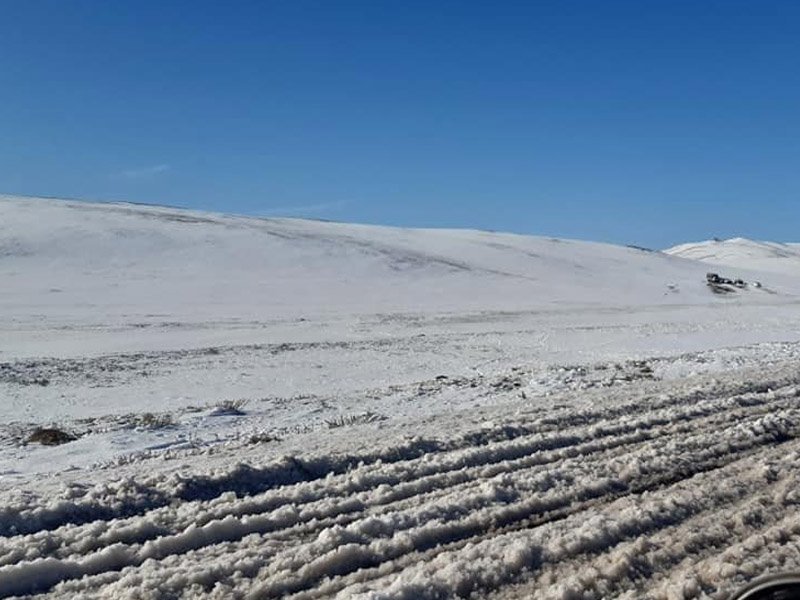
left=210, top=399, right=249, bottom=416
left=246, top=432, right=280, bottom=444
left=325, top=411, right=385, bottom=429
left=132, top=412, right=176, bottom=429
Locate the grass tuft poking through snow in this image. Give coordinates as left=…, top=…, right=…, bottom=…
left=325, top=411, right=386, bottom=429
left=209, top=399, right=249, bottom=417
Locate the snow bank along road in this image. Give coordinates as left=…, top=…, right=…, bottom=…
left=2, top=363, right=800, bottom=599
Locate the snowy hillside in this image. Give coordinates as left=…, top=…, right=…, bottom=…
left=666, top=237, right=800, bottom=276
left=3, top=196, right=796, bottom=328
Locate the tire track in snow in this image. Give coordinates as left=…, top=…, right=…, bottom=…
left=3, top=369, right=794, bottom=539
left=45, top=414, right=792, bottom=597
left=1, top=384, right=793, bottom=570
left=243, top=412, right=797, bottom=598
left=2, top=376, right=800, bottom=598
left=334, top=442, right=800, bottom=600
left=486, top=458, right=800, bottom=599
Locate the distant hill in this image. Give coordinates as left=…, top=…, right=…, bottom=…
left=2, top=196, right=798, bottom=322
left=665, top=238, right=800, bottom=277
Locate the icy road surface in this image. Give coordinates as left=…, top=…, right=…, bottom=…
left=2, top=363, right=800, bottom=599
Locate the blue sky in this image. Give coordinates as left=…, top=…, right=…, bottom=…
left=1, top=1, right=798, bottom=247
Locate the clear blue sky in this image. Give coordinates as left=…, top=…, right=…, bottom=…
left=2, top=1, right=798, bottom=248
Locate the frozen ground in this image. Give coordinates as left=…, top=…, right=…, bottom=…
left=2, top=196, right=800, bottom=598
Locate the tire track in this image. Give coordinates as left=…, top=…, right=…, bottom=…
left=2, top=384, right=794, bottom=569
left=3, top=375, right=800, bottom=598
left=4, top=369, right=795, bottom=539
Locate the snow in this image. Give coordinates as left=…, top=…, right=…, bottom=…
left=3, top=367, right=800, bottom=599
left=3, top=195, right=798, bottom=337
left=3, top=195, right=800, bottom=598
left=665, top=237, right=800, bottom=277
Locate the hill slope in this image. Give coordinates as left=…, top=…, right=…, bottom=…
left=2, top=196, right=794, bottom=324
left=665, top=237, right=800, bottom=277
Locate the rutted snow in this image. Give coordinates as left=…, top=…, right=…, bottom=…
left=2, top=367, right=800, bottom=598
left=3, top=196, right=800, bottom=598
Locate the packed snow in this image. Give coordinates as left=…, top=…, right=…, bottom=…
left=2, top=195, right=800, bottom=599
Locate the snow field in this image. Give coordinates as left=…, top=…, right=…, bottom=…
left=3, top=196, right=800, bottom=598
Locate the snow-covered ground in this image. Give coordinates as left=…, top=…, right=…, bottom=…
left=2, top=195, right=800, bottom=598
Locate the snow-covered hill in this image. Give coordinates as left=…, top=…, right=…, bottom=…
left=665, top=237, right=800, bottom=277
left=2, top=196, right=797, bottom=327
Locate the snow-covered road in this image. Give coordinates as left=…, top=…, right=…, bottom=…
left=2, top=363, right=800, bottom=599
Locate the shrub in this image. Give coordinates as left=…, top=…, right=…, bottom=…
left=26, top=427, right=77, bottom=446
